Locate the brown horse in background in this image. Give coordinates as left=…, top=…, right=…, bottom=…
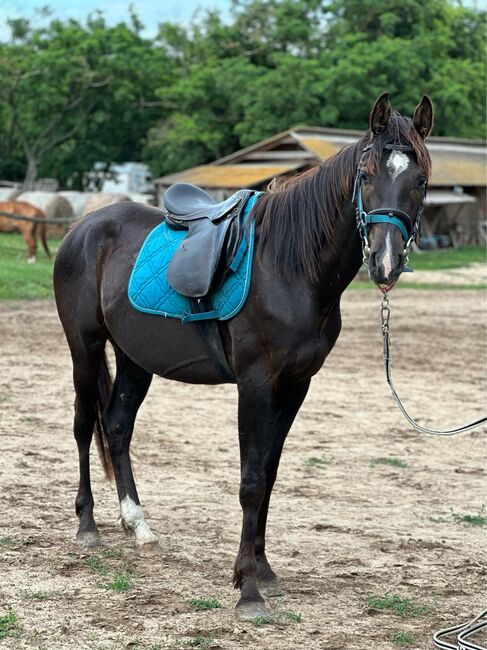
left=0, top=200, right=51, bottom=262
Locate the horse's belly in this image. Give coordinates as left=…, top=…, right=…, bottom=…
left=102, top=279, right=231, bottom=385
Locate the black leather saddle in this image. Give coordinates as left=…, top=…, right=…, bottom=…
left=164, top=183, right=255, bottom=298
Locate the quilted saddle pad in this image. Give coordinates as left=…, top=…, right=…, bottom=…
left=128, top=194, right=258, bottom=322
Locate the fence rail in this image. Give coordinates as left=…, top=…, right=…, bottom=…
left=0, top=210, right=75, bottom=226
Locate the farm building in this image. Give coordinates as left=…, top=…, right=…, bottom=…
left=155, top=126, right=487, bottom=247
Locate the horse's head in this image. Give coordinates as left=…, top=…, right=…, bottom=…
left=355, top=93, right=433, bottom=291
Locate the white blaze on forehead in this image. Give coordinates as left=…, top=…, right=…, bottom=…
left=387, top=150, right=409, bottom=181
left=120, top=495, right=158, bottom=545
left=380, top=231, right=394, bottom=279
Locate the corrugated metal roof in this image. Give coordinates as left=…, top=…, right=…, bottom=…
left=156, top=163, right=303, bottom=188
left=155, top=126, right=486, bottom=188
left=295, top=132, right=486, bottom=187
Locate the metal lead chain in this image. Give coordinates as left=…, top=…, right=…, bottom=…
left=380, top=294, right=390, bottom=333
left=379, top=294, right=486, bottom=436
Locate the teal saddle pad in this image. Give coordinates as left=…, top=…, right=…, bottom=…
left=128, top=194, right=258, bottom=322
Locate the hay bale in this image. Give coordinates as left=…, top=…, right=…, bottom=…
left=82, top=193, right=132, bottom=216
left=0, top=188, right=21, bottom=202
left=58, top=191, right=91, bottom=218
left=16, top=192, right=74, bottom=236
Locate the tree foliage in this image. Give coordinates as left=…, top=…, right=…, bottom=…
left=0, top=0, right=484, bottom=185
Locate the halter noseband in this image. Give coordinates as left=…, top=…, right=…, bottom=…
left=353, top=143, right=427, bottom=265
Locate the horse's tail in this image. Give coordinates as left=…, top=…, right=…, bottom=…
left=94, top=352, right=115, bottom=480
left=38, top=212, right=51, bottom=258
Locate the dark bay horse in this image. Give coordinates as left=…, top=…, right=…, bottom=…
left=53, top=93, right=433, bottom=620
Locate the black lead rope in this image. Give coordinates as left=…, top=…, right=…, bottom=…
left=380, top=293, right=487, bottom=436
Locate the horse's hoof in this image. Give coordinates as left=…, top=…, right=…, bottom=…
left=75, top=531, right=101, bottom=548
left=135, top=541, right=162, bottom=556
left=257, top=577, right=285, bottom=597
left=236, top=600, right=270, bottom=621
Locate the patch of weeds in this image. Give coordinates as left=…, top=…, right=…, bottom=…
left=366, top=594, right=427, bottom=618
left=0, top=537, right=18, bottom=546
left=451, top=506, right=486, bottom=527
left=428, top=515, right=448, bottom=524
left=23, top=590, right=51, bottom=600
left=102, top=572, right=133, bottom=592
left=85, top=554, right=108, bottom=576
left=101, top=547, right=124, bottom=559
left=390, top=629, right=417, bottom=645
left=279, top=610, right=302, bottom=623
left=0, top=610, right=21, bottom=640
left=250, top=610, right=302, bottom=625
left=370, top=457, right=408, bottom=469
left=305, top=456, right=333, bottom=467
left=15, top=459, right=29, bottom=469
left=188, top=635, right=213, bottom=648
left=187, top=597, right=221, bottom=611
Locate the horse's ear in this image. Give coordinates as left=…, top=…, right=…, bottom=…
left=413, top=95, right=434, bottom=139
left=369, top=92, right=391, bottom=134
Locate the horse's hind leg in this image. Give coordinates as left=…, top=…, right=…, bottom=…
left=103, top=347, right=157, bottom=547
left=72, top=336, right=109, bottom=547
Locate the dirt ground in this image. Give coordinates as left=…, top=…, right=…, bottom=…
left=0, top=288, right=485, bottom=650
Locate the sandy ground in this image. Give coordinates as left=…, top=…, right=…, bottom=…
left=0, top=289, right=485, bottom=650
left=404, top=263, right=486, bottom=286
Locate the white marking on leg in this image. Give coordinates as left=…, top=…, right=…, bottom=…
left=27, top=256, right=36, bottom=264
left=386, top=151, right=409, bottom=181
left=380, top=231, right=394, bottom=279
left=120, top=495, right=158, bottom=545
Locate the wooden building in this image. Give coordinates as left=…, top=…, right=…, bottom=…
left=155, top=126, right=487, bottom=246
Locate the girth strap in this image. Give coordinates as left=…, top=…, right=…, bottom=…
left=190, top=298, right=235, bottom=382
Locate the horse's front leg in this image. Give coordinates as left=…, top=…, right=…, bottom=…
left=255, top=379, right=310, bottom=596
left=233, top=374, right=275, bottom=620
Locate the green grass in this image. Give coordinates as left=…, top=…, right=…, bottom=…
left=280, top=610, right=302, bottom=623
left=102, top=572, right=133, bottom=592
left=189, top=635, right=214, bottom=648
left=366, top=594, right=427, bottom=618
left=370, top=457, right=408, bottom=468
left=451, top=507, right=486, bottom=527
left=0, top=233, right=60, bottom=299
left=0, top=610, right=21, bottom=639
left=85, top=555, right=109, bottom=576
left=187, top=597, right=221, bottom=611
left=250, top=610, right=302, bottom=626
left=0, top=537, right=18, bottom=546
left=408, top=246, right=485, bottom=270
left=390, top=629, right=417, bottom=645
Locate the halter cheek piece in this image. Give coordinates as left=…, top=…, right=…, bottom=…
left=353, top=143, right=427, bottom=265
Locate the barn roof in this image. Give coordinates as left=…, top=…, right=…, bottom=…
left=155, top=126, right=486, bottom=189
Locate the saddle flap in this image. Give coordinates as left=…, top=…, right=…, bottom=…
left=166, top=218, right=233, bottom=298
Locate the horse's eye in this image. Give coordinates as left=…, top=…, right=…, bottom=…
left=360, top=171, right=369, bottom=184
left=418, top=177, right=427, bottom=188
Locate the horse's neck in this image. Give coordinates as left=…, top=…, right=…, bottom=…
left=315, top=200, right=363, bottom=296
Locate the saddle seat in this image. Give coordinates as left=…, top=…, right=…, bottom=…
left=164, top=183, right=245, bottom=223
left=163, top=183, right=255, bottom=299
